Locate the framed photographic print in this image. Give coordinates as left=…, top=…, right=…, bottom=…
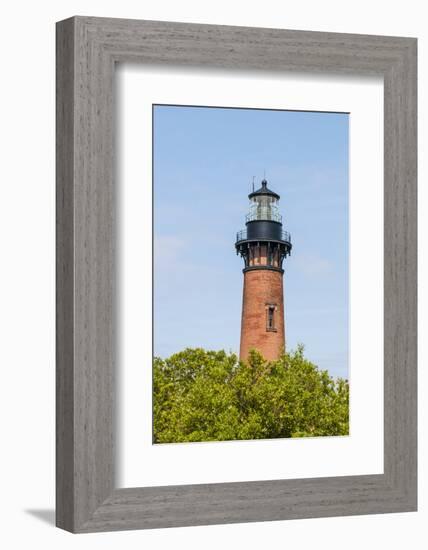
left=56, top=16, right=417, bottom=532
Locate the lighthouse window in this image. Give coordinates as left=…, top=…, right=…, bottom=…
left=267, top=305, right=276, bottom=331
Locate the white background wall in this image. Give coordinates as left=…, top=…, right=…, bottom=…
left=0, top=1, right=425, bottom=548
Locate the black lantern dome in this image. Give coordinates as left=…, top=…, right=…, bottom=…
left=248, top=178, right=280, bottom=200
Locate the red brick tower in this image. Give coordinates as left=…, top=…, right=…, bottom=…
left=235, top=179, right=292, bottom=361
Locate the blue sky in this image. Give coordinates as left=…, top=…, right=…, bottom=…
left=153, top=105, right=349, bottom=379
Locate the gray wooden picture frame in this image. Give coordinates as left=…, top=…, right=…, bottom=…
left=56, top=16, right=417, bottom=533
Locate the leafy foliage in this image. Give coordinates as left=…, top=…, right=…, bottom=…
left=153, top=346, right=349, bottom=443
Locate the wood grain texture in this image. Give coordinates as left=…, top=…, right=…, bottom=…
left=56, top=16, right=417, bottom=533
left=56, top=18, right=75, bottom=532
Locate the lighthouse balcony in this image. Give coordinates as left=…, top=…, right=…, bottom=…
left=236, top=228, right=291, bottom=246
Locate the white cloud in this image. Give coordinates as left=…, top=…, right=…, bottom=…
left=154, top=235, right=185, bottom=270
left=293, top=253, right=333, bottom=278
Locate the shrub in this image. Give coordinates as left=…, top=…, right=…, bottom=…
left=153, top=346, right=349, bottom=443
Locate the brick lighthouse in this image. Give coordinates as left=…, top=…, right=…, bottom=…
left=235, top=179, right=292, bottom=361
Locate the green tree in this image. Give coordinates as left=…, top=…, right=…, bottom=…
left=153, top=346, right=349, bottom=443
